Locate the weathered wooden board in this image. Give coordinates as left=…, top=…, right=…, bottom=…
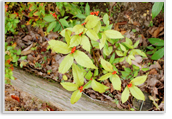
left=11, top=68, right=119, bottom=111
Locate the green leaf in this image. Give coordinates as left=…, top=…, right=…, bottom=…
left=83, top=80, right=92, bottom=89
left=133, top=71, right=139, bottom=77
left=131, top=75, right=147, bottom=86
left=124, top=68, right=131, bottom=73
left=85, top=70, right=92, bottom=80
left=75, top=14, right=86, bottom=19
left=86, top=29, right=99, bottom=41
left=151, top=47, right=164, bottom=60
left=72, top=24, right=84, bottom=35
left=103, top=43, right=113, bottom=56
left=98, top=73, right=112, bottom=81
left=104, top=30, right=124, bottom=39
left=119, top=57, right=125, bottom=62
left=152, top=2, right=164, bottom=19
left=91, top=79, right=109, bottom=93
left=119, top=44, right=127, bottom=52
left=70, top=90, right=82, bottom=104
left=103, top=13, right=109, bottom=25
left=109, top=52, right=115, bottom=64
left=126, top=57, right=132, bottom=65
left=47, top=21, right=56, bottom=32
left=141, top=68, right=149, bottom=72
left=124, top=38, right=133, bottom=49
left=121, top=87, right=130, bottom=103
left=80, top=35, right=90, bottom=52
left=59, top=54, right=74, bottom=74
left=70, top=35, right=82, bottom=47
left=129, top=86, right=145, bottom=101
left=61, top=82, right=78, bottom=91
left=148, top=38, right=164, bottom=46
left=110, top=74, right=121, bottom=90
left=20, top=56, right=27, bottom=60
left=59, top=18, right=69, bottom=27
left=72, top=63, right=84, bottom=86
left=99, top=33, right=106, bottom=50
left=100, top=58, right=113, bottom=72
left=44, top=15, right=56, bottom=22
left=134, top=49, right=147, bottom=58
left=134, top=40, right=140, bottom=48
left=73, top=50, right=97, bottom=69
left=48, top=40, right=71, bottom=54
left=85, top=3, right=90, bottom=16
left=116, top=50, right=124, bottom=56
left=94, top=69, right=99, bottom=76
left=85, top=15, right=100, bottom=29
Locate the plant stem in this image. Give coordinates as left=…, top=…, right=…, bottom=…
left=89, top=39, right=99, bottom=67
left=56, top=18, right=64, bottom=30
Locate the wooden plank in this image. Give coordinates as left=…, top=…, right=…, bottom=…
left=11, top=68, right=119, bottom=111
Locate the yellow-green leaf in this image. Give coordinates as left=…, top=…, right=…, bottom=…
left=134, top=40, right=140, bottom=48
left=129, top=86, right=145, bottom=101
left=85, top=15, right=100, bottom=29
left=72, top=63, right=84, bottom=86
left=70, top=90, right=82, bottom=104
left=61, top=82, right=78, bottom=91
left=126, top=56, right=132, bottom=65
left=121, top=87, right=130, bottom=103
left=60, top=28, right=73, bottom=37
left=93, top=21, right=101, bottom=33
left=119, top=44, right=127, bottom=52
left=98, top=73, right=112, bottom=81
left=73, top=50, right=97, bottom=69
left=72, top=24, right=84, bottom=35
left=104, top=30, right=124, bottom=39
left=116, top=50, right=124, bottom=56
left=86, top=29, right=99, bottom=41
left=128, top=55, right=136, bottom=60
left=80, top=35, right=90, bottom=52
left=83, top=80, right=92, bottom=89
left=91, top=79, right=109, bottom=93
left=99, top=33, right=106, bottom=50
left=100, top=58, right=113, bottom=72
left=48, top=40, right=71, bottom=54
left=69, top=35, right=82, bottom=47
left=59, top=54, right=74, bottom=74
left=130, top=75, right=147, bottom=85
left=62, top=75, right=68, bottom=80
left=65, top=30, right=72, bottom=45
left=110, top=74, right=121, bottom=90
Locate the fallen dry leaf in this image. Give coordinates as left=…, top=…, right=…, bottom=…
left=133, top=21, right=140, bottom=26
left=120, top=30, right=127, bottom=35
left=149, top=69, right=158, bottom=75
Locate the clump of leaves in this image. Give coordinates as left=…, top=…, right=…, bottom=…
left=147, top=38, right=164, bottom=60
left=48, top=4, right=148, bottom=104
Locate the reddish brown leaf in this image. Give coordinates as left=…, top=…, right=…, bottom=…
left=149, top=69, right=158, bottom=75
left=133, top=21, right=140, bottom=26
left=153, top=27, right=160, bottom=38
left=120, top=30, right=127, bottom=35
left=11, top=95, right=20, bottom=102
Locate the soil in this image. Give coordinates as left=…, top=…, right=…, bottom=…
left=5, top=84, right=63, bottom=111
left=5, top=2, right=164, bottom=111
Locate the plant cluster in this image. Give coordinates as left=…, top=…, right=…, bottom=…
left=48, top=10, right=148, bottom=104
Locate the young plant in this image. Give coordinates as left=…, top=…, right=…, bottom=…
left=98, top=58, right=121, bottom=90
left=121, top=74, right=148, bottom=103
left=116, top=38, right=147, bottom=64
left=147, top=38, right=164, bottom=60
left=48, top=39, right=97, bottom=74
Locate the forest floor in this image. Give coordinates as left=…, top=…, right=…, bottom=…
left=5, top=2, right=164, bottom=111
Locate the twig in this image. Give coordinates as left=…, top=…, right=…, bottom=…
left=88, top=39, right=99, bottom=67
left=109, top=2, right=117, bottom=17
left=56, top=18, right=64, bottom=30
left=140, top=101, right=144, bottom=111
